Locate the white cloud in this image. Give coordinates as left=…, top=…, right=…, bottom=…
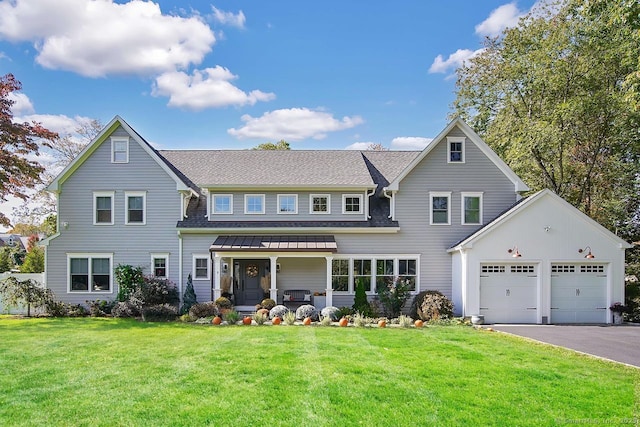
left=429, top=48, right=484, bottom=74
left=210, top=6, right=246, bottom=29
left=15, top=113, right=95, bottom=137
left=8, top=92, right=34, bottom=115
left=0, top=0, right=215, bottom=77
left=391, top=137, right=432, bottom=150
left=345, top=142, right=376, bottom=150
left=475, top=3, right=524, bottom=37
left=152, top=67, right=275, bottom=110
left=228, top=108, right=364, bottom=141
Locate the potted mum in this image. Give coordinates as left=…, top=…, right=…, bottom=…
left=610, top=302, right=626, bottom=324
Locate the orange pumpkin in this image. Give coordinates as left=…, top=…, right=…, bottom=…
left=378, top=319, right=387, bottom=328
left=242, top=316, right=252, bottom=325
left=414, top=319, right=424, bottom=328
left=272, top=316, right=282, bottom=325
left=212, top=316, right=222, bottom=325
left=303, top=317, right=312, bottom=326
left=339, top=317, right=348, bottom=327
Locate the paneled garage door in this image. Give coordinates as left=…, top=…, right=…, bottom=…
left=480, top=264, right=538, bottom=324
left=550, top=264, right=607, bottom=323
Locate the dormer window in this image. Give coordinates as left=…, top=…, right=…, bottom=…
left=111, top=137, right=129, bottom=163
left=447, top=137, right=465, bottom=163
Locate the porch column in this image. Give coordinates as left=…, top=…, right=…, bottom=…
left=269, top=256, right=278, bottom=301
left=325, top=256, right=333, bottom=307
left=213, top=255, right=222, bottom=300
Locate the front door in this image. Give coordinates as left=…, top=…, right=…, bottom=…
left=237, top=260, right=264, bottom=306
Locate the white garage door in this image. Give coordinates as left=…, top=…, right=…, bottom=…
left=551, top=264, right=607, bottom=323
left=480, top=264, right=538, bottom=324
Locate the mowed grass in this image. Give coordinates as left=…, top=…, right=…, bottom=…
left=0, top=318, right=638, bottom=426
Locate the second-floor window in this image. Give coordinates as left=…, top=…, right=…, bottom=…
left=430, top=192, right=451, bottom=225
left=343, top=194, right=363, bottom=214
left=212, top=194, right=233, bottom=214
left=94, top=191, right=114, bottom=225
left=462, top=192, right=483, bottom=225
left=447, top=137, right=465, bottom=163
left=310, top=194, right=330, bottom=214
left=245, top=194, right=265, bottom=214
left=125, top=192, right=146, bottom=225
left=278, top=194, right=298, bottom=214
left=111, top=137, right=129, bottom=163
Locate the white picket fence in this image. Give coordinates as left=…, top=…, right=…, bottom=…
left=0, top=272, right=46, bottom=315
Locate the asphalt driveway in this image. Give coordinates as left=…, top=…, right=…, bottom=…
left=492, top=324, right=640, bottom=368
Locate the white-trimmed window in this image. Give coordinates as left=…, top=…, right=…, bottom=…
left=245, top=194, right=265, bottom=214
left=461, top=192, right=483, bottom=225
left=342, top=194, right=363, bottom=214
left=68, top=253, right=113, bottom=293
left=151, top=253, right=169, bottom=279
left=278, top=194, right=298, bottom=214
left=212, top=194, right=233, bottom=214
left=430, top=192, right=451, bottom=225
left=111, top=137, right=129, bottom=163
left=193, top=255, right=210, bottom=280
left=125, top=191, right=146, bottom=225
left=310, top=194, right=330, bottom=214
left=93, top=191, right=114, bottom=225
left=332, top=256, right=419, bottom=294
left=447, top=136, right=465, bottom=163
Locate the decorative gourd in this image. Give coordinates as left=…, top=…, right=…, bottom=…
left=272, top=316, right=282, bottom=325
left=242, top=316, right=252, bottom=325
left=378, top=319, right=387, bottom=328
left=339, top=317, right=348, bottom=327
left=414, top=319, right=424, bottom=328
left=212, top=316, right=222, bottom=325
left=303, top=317, right=312, bottom=326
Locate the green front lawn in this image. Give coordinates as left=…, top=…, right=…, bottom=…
left=0, top=318, right=637, bottom=426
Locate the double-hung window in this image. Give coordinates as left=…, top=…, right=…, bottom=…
left=331, top=259, right=349, bottom=292
left=430, top=192, right=451, bottom=225
left=111, top=137, right=129, bottom=163
left=212, top=194, right=233, bottom=214
left=93, top=191, right=114, bottom=225
left=193, top=255, right=210, bottom=280
left=245, top=194, right=265, bottom=214
left=277, top=194, right=298, bottom=214
left=461, top=192, right=483, bottom=225
left=68, top=254, right=112, bottom=293
left=398, top=259, right=417, bottom=291
left=151, top=253, right=169, bottom=279
left=342, top=194, right=363, bottom=214
left=310, top=194, right=330, bottom=214
left=353, top=259, right=372, bottom=292
left=125, top=191, right=146, bottom=225
left=447, top=137, right=465, bottom=163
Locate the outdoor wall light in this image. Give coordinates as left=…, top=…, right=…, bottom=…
left=507, top=246, right=522, bottom=258
left=578, top=246, right=595, bottom=259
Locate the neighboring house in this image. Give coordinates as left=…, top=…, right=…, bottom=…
left=42, top=116, right=631, bottom=323
left=0, top=234, right=26, bottom=251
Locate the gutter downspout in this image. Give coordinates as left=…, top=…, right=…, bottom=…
left=366, top=187, right=376, bottom=220
left=178, top=230, right=183, bottom=306
left=383, top=188, right=395, bottom=220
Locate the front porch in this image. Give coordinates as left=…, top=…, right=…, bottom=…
left=209, top=235, right=339, bottom=308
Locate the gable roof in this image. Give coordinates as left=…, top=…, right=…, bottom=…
left=46, top=116, right=193, bottom=193
left=159, top=150, right=380, bottom=188
left=448, top=189, right=632, bottom=252
left=385, top=117, right=529, bottom=193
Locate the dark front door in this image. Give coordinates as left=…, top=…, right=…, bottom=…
left=238, top=260, right=264, bottom=306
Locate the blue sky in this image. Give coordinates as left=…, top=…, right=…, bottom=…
left=0, top=0, right=538, bottom=226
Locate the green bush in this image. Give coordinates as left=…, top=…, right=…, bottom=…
left=0, top=277, right=52, bottom=317
left=181, top=274, right=197, bottom=315
left=224, top=310, right=241, bottom=324
left=215, top=297, right=232, bottom=310
left=140, top=277, right=179, bottom=306
left=376, top=276, right=413, bottom=318
left=115, top=264, right=144, bottom=302
left=335, top=306, right=354, bottom=319
left=86, top=299, right=116, bottom=317
left=410, top=290, right=454, bottom=321
left=352, top=278, right=373, bottom=317
left=188, top=302, right=218, bottom=319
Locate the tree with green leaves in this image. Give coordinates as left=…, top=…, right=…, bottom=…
left=21, top=246, right=44, bottom=273
left=181, top=273, right=197, bottom=314
left=453, top=0, right=640, bottom=243
left=0, top=74, right=58, bottom=228
left=252, top=140, right=290, bottom=150
left=0, top=277, right=51, bottom=316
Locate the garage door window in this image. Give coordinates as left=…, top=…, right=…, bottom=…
left=581, top=265, right=604, bottom=273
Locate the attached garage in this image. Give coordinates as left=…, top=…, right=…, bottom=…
left=479, top=264, right=538, bottom=324
left=550, top=264, right=607, bottom=323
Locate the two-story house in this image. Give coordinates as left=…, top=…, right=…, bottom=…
left=43, top=116, right=630, bottom=323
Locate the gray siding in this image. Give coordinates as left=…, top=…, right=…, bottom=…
left=209, top=191, right=367, bottom=221
left=46, top=126, right=182, bottom=305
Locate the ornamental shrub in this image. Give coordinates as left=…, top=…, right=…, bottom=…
left=111, top=301, right=139, bottom=318
left=352, top=278, right=373, bottom=317
left=260, top=298, right=276, bottom=310
left=189, top=302, right=218, bottom=319
left=410, top=290, right=454, bottom=321
left=376, top=276, right=413, bottom=318
left=140, top=277, right=179, bottom=306
left=269, top=304, right=289, bottom=319
left=86, top=299, right=116, bottom=317
left=0, top=277, right=52, bottom=317
left=115, top=264, right=144, bottom=302
left=215, top=296, right=232, bottom=310
left=181, top=274, right=198, bottom=315
left=295, top=304, right=318, bottom=321
left=142, top=304, right=178, bottom=322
